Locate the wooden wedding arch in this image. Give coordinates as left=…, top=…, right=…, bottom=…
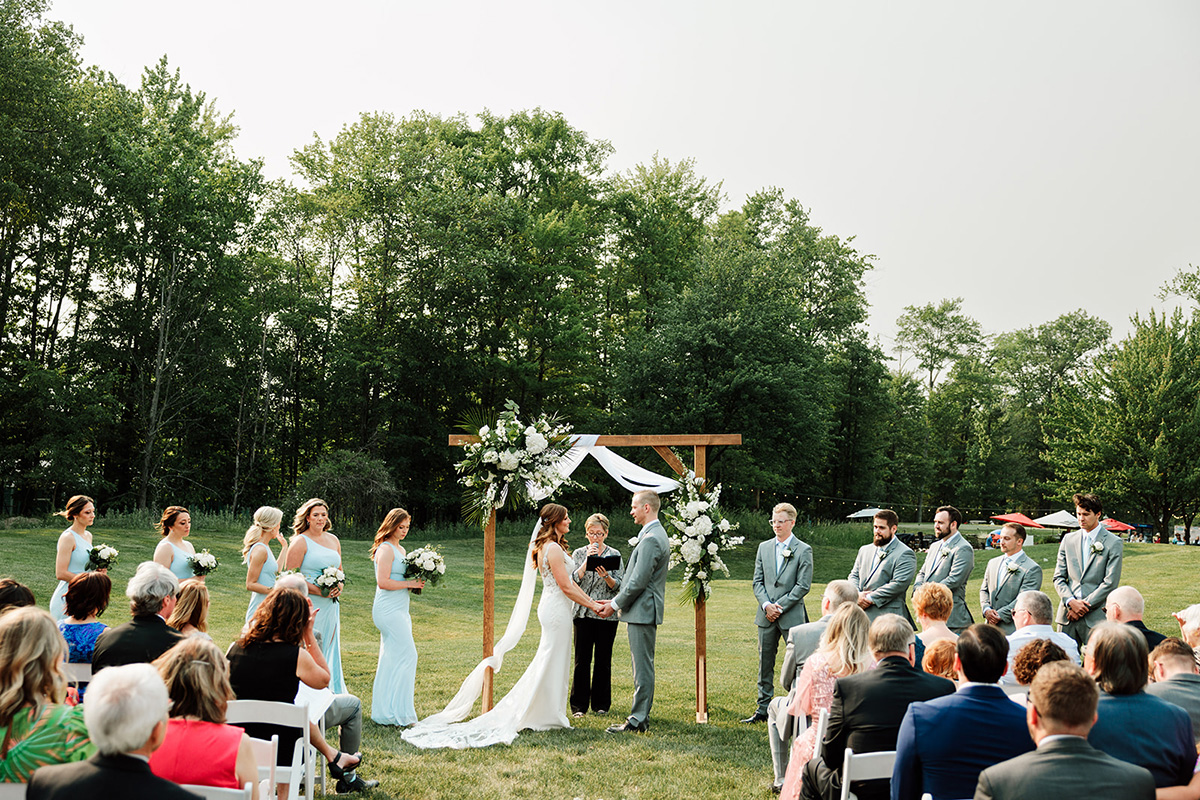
left=449, top=433, right=742, bottom=723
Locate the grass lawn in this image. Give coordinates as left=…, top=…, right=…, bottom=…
left=2, top=517, right=1196, bottom=799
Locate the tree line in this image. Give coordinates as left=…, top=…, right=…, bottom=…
left=3, top=1, right=1198, bottom=533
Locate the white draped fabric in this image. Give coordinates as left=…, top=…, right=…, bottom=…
left=402, top=435, right=679, bottom=741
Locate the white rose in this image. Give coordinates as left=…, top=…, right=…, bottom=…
left=483, top=450, right=499, bottom=463
left=436, top=563, right=446, bottom=574
left=697, top=570, right=707, bottom=580
left=718, top=519, right=731, bottom=532
left=479, top=426, right=490, bottom=437
left=707, top=542, right=719, bottom=555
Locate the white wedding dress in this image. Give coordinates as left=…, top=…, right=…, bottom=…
left=401, top=543, right=574, bottom=748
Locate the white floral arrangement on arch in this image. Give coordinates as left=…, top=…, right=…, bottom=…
left=663, top=475, right=743, bottom=603
left=456, top=400, right=575, bottom=528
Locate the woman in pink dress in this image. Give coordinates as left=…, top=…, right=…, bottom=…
left=779, top=602, right=871, bottom=800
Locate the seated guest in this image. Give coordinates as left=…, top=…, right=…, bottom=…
left=91, top=562, right=184, bottom=672
left=1147, top=638, right=1200, bottom=746
left=0, top=607, right=94, bottom=782
left=769, top=580, right=860, bottom=793
left=26, top=663, right=196, bottom=799
left=1085, top=622, right=1193, bottom=788
left=150, top=638, right=258, bottom=798
left=166, top=578, right=212, bottom=640
left=921, top=639, right=958, bottom=681
left=228, top=585, right=377, bottom=794
left=1106, top=586, right=1167, bottom=650
left=58, top=571, right=112, bottom=699
left=1175, top=604, right=1200, bottom=671
left=1011, top=639, right=1070, bottom=688
left=974, top=661, right=1154, bottom=800
left=0, top=577, right=35, bottom=614
left=893, top=624, right=1035, bottom=800
left=914, top=583, right=957, bottom=648
left=1001, top=590, right=1080, bottom=684
left=799, top=614, right=955, bottom=800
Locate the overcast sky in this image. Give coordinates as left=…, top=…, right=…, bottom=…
left=49, top=0, right=1200, bottom=352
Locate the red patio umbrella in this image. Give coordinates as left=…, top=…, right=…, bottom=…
left=1101, top=518, right=1136, bottom=532
left=989, top=512, right=1046, bottom=529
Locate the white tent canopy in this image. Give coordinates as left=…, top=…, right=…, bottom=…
left=1034, top=509, right=1079, bottom=528
left=847, top=507, right=883, bottom=519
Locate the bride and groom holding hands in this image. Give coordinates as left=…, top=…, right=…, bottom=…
left=402, top=490, right=669, bottom=749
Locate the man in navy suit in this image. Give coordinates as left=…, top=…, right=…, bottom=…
left=745, top=502, right=813, bottom=723
left=892, top=625, right=1035, bottom=800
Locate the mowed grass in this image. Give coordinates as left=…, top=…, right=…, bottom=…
left=1, top=518, right=1196, bottom=800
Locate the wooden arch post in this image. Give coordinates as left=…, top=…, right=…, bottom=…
left=450, top=432, right=741, bottom=720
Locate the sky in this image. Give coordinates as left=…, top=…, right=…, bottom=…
left=48, top=0, right=1200, bottom=352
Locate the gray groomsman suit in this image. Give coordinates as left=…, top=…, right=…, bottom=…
left=847, top=536, right=917, bottom=623
left=610, top=517, right=669, bottom=728
left=979, top=549, right=1044, bottom=634
left=974, top=736, right=1154, bottom=800
left=1053, top=526, right=1123, bottom=647
left=912, top=531, right=975, bottom=632
left=767, top=614, right=830, bottom=786
left=752, top=534, right=813, bottom=714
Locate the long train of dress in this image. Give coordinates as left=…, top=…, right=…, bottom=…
left=401, top=547, right=573, bottom=749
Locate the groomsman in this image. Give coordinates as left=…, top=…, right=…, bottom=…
left=1053, top=492, right=1123, bottom=648
left=743, top=502, right=813, bottom=723
left=912, top=505, right=975, bottom=633
left=847, top=509, right=917, bottom=623
left=980, top=522, right=1044, bottom=634
left=599, top=490, right=669, bottom=734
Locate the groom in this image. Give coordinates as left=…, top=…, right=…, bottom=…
left=598, top=489, right=669, bottom=733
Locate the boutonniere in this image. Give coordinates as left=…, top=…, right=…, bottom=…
left=781, top=547, right=793, bottom=560
left=1091, top=541, right=1104, bottom=554
left=628, top=536, right=640, bottom=547
left=1006, top=562, right=1020, bottom=574
left=876, top=549, right=886, bottom=562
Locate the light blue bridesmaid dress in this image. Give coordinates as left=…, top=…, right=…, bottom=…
left=244, top=541, right=278, bottom=623
left=371, top=542, right=418, bottom=725
left=49, top=529, right=91, bottom=621
left=298, top=534, right=345, bottom=694
left=166, top=540, right=194, bottom=581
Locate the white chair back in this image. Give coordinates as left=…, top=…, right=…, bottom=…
left=0, top=782, right=27, bottom=799
left=63, top=661, right=92, bottom=683
left=839, top=747, right=896, bottom=800
left=181, top=782, right=253, bottom=800
left=813, top=707, right=830, bottom=750
left=226, top=700, right=312, bottom=800
left=248, top=734, right=278, bottom=799
left=1000, top=683, right=1029, bottom=697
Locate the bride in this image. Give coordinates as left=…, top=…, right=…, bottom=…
left=402, top=503, right=604, bottom=749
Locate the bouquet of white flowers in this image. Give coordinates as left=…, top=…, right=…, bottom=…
left=188, top=549, right=219, bottom=576
left=663, top=476, right=743, bottom=603
left=403, top=546, right=446, bottom=595
left=315, top=565, right=346, bottom=602
left=85, top=543, right=119, bottom=571
left=456, top=399, right=575, bottom=528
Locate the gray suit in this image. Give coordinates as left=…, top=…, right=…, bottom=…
left=767, top=614, right=830, bottom=786
left=1053, top=527, right=1123, bottom=647
left=752, top=535, right=813, bottom=713
left=913, top=531, right=975, bottom=632
left=611, top=518, right=669, bottom=727
left=979, top=550, right=1044, bottom=634
left=974, top=736, right=1154, bottom=800
left=1147, top=673, right=1200, bottom=746
left=848, top=536, right=916, bottom=623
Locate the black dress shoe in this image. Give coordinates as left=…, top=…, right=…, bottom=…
left=741, top=711, right=769, bottom=723
left=336, top=775, right=380, bottom=794
left=606, top=719, right=648, bottom=733
left=771, top=782, right=783, bottom=795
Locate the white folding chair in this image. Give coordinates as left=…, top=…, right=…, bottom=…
left=226, top=700, right=313, bottom=800
left=0, top=783, right=27, bottom=799
left=181, top=783, right=253, bottom=800
left=813, top=707, right=830, bottom=750
left=63, top=661, right=92, bottom=683
left=839, top=747, right=896, bottom=800
left=1000, top=683, right=1029, bottom=697
left=248, top=735, right=278, bottom=799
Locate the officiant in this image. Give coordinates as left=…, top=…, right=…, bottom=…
left=569, top=513, right=623, bottom=717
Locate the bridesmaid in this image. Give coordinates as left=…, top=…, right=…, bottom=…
left=49, top=495, right=97, bottom=621
left=370, top=508, right=425, bottom=725
left=242, top=506, right=288, bottom=623
left=153, top=506, right=198, bottom=582
left=285, top=498, right=346, bottom=693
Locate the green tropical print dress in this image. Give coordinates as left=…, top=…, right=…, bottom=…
left=0, top=703, right=95, bottom=782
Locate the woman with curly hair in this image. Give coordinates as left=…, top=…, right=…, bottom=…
left=0, top=607, right=94, bottom=782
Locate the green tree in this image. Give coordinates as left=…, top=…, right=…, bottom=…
left=894, top=297, right=984, bottom=394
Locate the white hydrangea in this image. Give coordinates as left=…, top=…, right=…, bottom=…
left=694, top=516, right=713, bottom=537
left=681, top=539, right=703, bottom=564
left=525, top=428, right=548, bottom=455
left=498, top=450, right=520, bottom=471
